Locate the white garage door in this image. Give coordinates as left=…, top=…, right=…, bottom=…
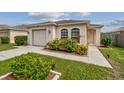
left=33, top=30, right=46, bottom=46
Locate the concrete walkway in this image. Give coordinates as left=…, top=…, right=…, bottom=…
left=0, top=46, right=112, bottom=68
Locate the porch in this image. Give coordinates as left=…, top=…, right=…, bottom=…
left=87, top=28, right=101, bottom=46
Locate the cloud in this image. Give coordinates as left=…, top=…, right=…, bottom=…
left=104, top=17, right=124, bottom=26
left=78, top=12, right=91, bottom=16
left=29, top=12, right=69, bottom=21
left=28, top=12, right=91, bottom=21
left=97, top=17, right=124, bottom=32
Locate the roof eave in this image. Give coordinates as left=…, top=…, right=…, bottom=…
left=88, top=24, right=104, bottom=28
left=28, top=23, right=57, bottom=28
left=58, top=22, right=89, bottom=26
left=0, top=28, right=28, bottom=32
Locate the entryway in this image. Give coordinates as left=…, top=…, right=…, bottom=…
left=87, top=29, right=96, bottom=45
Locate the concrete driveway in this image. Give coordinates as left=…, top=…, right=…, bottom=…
left=0, top=46, right=112, bottom=68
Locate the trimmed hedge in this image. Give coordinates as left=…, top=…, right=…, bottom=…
left=46, top=38, right=77, bottom=53
left=10, top=53, right=53, bottom=80
left=0, top=36, right=10, bottom=44
left=46, top=38, right=88, bottom=55
left=14, top=36, right=27, bottom=46
left=47, top=39, right=61, bottom=51
left=61, top=38, right=77, bottom=52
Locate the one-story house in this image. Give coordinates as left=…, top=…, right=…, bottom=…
left=0, top=25, right=28, bottom=43
left=28, top=20, right=103, bottom=46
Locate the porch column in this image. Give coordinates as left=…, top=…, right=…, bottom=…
left=80, top=26, right=87, bottom=44
left=95, top=28, right=101, bottom=46
left=51, top=26, right=56, bottom=40
left=84, top=27, right=87, bottom=45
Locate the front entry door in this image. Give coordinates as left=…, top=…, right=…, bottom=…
left=88, top=30, right=95, bottom=45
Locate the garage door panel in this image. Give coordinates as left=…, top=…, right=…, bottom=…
left=33, top=30, right=46, bottom=46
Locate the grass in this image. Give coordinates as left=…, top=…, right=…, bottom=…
left=99, top=46, right=124, bottom=79
left=0, top=59, right=13, bottom=76
left=0, top=44, right=16, bottom=51
left=0, top=53, right=113, bottom=80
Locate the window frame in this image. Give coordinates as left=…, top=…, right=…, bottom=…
left=71, top=28, right=80, bottom=43
left=61, top=29, right=68, bottom=39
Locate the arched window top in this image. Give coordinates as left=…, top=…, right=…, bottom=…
left=71, top=28, right=80, bottom=31
left=61, top=29, right=68, bottom=39
left=61, top=29, right=68, bottom=32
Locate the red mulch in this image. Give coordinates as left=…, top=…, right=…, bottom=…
left=44, top=47, right=87, bottom=56
left=2, top=72, right=55, bottom=80
left=47, top=72, right=56, bottom=80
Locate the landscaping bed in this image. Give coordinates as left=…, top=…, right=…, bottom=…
left=0, top=70, right=61, bottom=80
left=0, top=53, right=113, bottom=80
left=44, top=48, right=88, bottom=57
left=0, top=53, right=61, bottom=80
left=45, top=38, right=88, bottom=56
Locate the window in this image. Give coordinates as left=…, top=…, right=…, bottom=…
left=71, top=28, right=80, bottom=43
left=61, top=29, right=68, bottom=39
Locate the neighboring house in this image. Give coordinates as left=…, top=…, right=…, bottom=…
left=0, top=25, right=28, bottom=43
left=28, top=20, right=103, bottom=46
left=103, top=27, right=124, bottom=47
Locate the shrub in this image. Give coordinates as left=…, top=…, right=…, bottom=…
left=47, top=39, right=61, bottom=50
left=0, top=36, right=10, bottom=44
left=14, top=36, right=27, bottom=46
left=61, top=38, right=77, bottom=52
left=101, top=35, right=112, bottom=47
left=10, top=53, right=53, bottom=80
left=75, top=44, right=88, bottom=55
left=46, top=38, right=77, bottom=52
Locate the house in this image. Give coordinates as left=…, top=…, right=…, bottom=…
left=0, top=25, right=28, bottom=43
left=102, top=27, right=124, bottom=47
left=28, top=20, right=103, bottom=46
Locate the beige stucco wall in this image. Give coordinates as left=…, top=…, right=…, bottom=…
left=56, top=24, right=87, bottom=44
left=28, top=24, right=101, bottom=46
left=9, top=30, right=28, bottom=43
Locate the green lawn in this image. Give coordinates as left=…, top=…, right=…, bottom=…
left=0, top=44, right=16, bottom=51
left=99, top=47, right=124, bottom=79
left=0, top=53, right=113, bottom=80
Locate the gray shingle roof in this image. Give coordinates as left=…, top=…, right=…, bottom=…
left=0, top=20, right=103, bottom=29
left=12, top=24, right=29, bottom=30
left=0, top=24, right=28, bottom=31
left=0, top=25, right=10, bottom=29
left=55, top=20, right=90, bottom=24
left=28, top=20, right=90, bottom=27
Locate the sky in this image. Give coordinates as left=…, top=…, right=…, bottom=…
left=0, top=12, right=124, bottom=32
